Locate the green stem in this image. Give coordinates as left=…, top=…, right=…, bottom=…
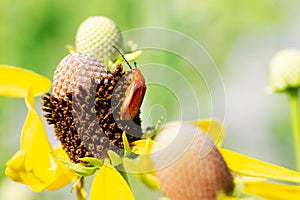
left=289, top=89, right=300, bottom=171
left=76, top=177, right=87, bottom=200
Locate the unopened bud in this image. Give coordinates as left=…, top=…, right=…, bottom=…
left=269, top=48, right=300, bottom=93
left=76, top=16, right=122, bottom=63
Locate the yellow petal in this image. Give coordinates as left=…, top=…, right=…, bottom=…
left=220, top=148, right=300, bottom=183
left=5, top=150, right=43, bottom=185
left=0, top=65, right=51, bottom=97
left=243, top=181, right=300, bottom=199
left=90, top=164, right=135, bottom=200
left=191, top=119, right=224, bottom=147
left=6, top=150, right=73, bottom=192
left=130, top=138, right=157, bottom=173
left=44, top=147, right=77, bottom=191
left=21, top=90, right=53, bottom=179
left=131, top=138, right=155, bottom=155
left=5, top=89, right=75, bottom=192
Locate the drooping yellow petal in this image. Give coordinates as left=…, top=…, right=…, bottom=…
left=89, top=163, right=135, bottom=200
left=44, top=147, right=77, bottom=191
left=5, top=89, right=75, bottom=192
left=6, top=147, right=76, bottom=192
left=21, top=89, right=53, bottom=180
left=243, top=181, right=300, bottom=200
left=0, top=65, right=51, bottom=97
left=5, top=150, right=43, bottom=185
left=220, top=148, right=300, bottom=183
left=191, top=119, right=224, bottom=147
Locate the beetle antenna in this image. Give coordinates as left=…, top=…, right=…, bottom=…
left=134, top=62, right=137, bottom=69
left=113, top=46, right=132, bottom=69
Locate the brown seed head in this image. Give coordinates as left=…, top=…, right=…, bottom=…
left=43, top=53, right=144, bottom=163
left=52, top=52, right=109, bottom=99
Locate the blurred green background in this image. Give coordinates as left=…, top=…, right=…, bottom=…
left=1, top=0, right=300, bottom=199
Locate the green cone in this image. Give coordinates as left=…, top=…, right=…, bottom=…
left=76, top=16, right=123, bottom=63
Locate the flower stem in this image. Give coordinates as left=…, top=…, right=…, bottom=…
left=76, top=177, right=87, bottom=200
left=289, top=89, right=300, bottom=171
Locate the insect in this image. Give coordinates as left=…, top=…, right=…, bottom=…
left=113, top=47, right=146, bottom=120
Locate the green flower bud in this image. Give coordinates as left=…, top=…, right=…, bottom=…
left=75, top=16, right=122, bottom=63
left=269, top=48, right=300, bottom=92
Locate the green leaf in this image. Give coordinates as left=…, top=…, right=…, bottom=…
left=122, top=132, right=132, bottom=157
left=108, top=150, right=122, bottom=166
left=143, top=117, right=163, bottom=139
left=124, top=50, right=142, bottom=62
left=79, top=157, right=103, bottom=168
left=56, top=155, right=97, bottom=176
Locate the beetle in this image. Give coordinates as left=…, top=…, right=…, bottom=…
left=113, top=46, right=146, bottom=120
left=120, top=67, right=146, bottom=120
